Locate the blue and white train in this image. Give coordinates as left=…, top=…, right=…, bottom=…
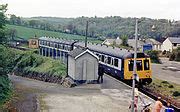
left=39, top=37, right=152, bottom=84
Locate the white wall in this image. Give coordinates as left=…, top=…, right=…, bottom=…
left=162, top=38, right=173, bottom=52
left=75, top=53, right=98, bottom=81
left=68, top=56, right=75, bottom=79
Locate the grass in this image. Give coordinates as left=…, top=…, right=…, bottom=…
left=29, top=56, right=66, bottom=76
left=6, top=24, right=102, bottom=43
left=146, top=78, right=180, bottom=99
left=10, top=48, right=67, bottom=77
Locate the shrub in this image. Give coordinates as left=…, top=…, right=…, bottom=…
left=169, top=47, right=180, bottom=62
left=145, top=50, right=161, bottom=63
left=172, top=91, right=180, bottom=97
left=168, top=85, right=174, bottom=88
left=0, top=75, right=12, bottom=106
left=161, top=81, right=169, bottom=84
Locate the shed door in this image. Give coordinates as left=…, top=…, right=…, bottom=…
left=86, top=59, right=95, bottom=80
left=82, top=59, right=95, bottom=81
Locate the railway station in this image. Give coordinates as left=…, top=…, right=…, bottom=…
left=1, top=1, right=180, bottom=111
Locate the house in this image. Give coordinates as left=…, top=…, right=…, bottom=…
left=162, top=37, right=180, bottom=52
left=68, top=48, right=99, bottom=83
left=102, top=37, right=122, bottom=45
left=144, top=38, right=162, bottom=51
left=127, top=39, right=145, bottom=50
left=102, top=37, right=162, bottom=51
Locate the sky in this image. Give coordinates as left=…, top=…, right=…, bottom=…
left=1, top=0, right=180, bottom=20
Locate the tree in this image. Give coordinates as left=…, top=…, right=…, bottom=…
left=0, top=4, right=8, bottom=44
left=121, top=35, right=128, bottom=46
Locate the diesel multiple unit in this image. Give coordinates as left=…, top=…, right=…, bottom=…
left=39, top=37, right=152, bottom=84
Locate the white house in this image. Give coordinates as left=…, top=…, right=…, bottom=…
left=162, top=37, right=180, bottom=52
left=102, top=37, right=122, bottom=45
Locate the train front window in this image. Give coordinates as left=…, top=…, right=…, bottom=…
left=128, top=60, right=143, bottom=71
left=101, top=55, right=104, bottom=62
left=136, top=60, right=143, bottom=71
left=128, top=60, right=134, bottom=71
left=144, top=59, right=150, bottom=70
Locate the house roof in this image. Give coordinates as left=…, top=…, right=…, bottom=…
left=68, top=48, right=99, bottom=60
left=102, top=38, right=122, bottom=45
left=127, top=39, right=145, bottom=48
left=168, top=37, right=180, bottom=44
left=145, top=38, right=161, bottom=45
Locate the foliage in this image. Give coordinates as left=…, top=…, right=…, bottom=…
left=121, top=35, right=128, bottom=46
left=0, top=75, right=12, bottom=106
left=8, top=16, right=180, bottom=39
left=145, top=50, right=161, bottom=63
left=146, top=78, right=180, bottom=99
left=11, top=49, right=67, bottom=76
left=0, top=45, right=14, bottom=106
left=172, top=91, right=180, bottom=97
left=169, top=47, right=180, bottom=62
left=0, top=45, right=15, bottom=75
left=0, top=4, right=8, bottom=44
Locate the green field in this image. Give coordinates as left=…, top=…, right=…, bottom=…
left=6, top=24, right=102, bottom=43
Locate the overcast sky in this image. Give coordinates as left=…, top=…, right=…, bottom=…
left=1, top=0, right=180, bottom=20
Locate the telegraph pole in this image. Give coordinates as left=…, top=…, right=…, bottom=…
left=85, top=21, right=88, bottom=48
left=131, top=18, right=138, bottom=112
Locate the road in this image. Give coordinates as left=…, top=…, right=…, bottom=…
left=152, top=58, right=180, bottom=84
left=7, top=75, right=154, bottom=112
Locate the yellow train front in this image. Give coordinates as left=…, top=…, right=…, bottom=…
left=124, top=56, right=152, bottom=85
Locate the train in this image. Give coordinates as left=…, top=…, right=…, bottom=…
left=38, top=37, right=152, bottom=85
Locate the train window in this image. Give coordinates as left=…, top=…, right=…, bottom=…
left=114, top=59, right=118, bottom=67
left=144, top=59, right=150, bottom=70
left=136, top=60, right=143, bottom=71
left=107, top=57, right=111, bottom=64
left=55, top=43, right=57, bottom=48
left=104, top=56, right=108, bottom=63
left=98, top=55, right=101, bottom=61
left=101, top=55, right=105, bottom=62
left=128, top=60, right=134, bottom=71
left=50, top=42, right=54, bottom=47
left=111, top=58, right=114, bottom=65
left=47, top=42, right=50, bottom=46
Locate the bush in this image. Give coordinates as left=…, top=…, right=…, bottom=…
left=0, top=75, right=12, bottom=104
left=169, top=47, right=180, bottom=62
left=145, top=50, right=161, bottom=63
left=168, top=85, right=174, bottom=88
left=161, top=81, right=169, bottom=84
left=172, top=91, right=180, bottom=97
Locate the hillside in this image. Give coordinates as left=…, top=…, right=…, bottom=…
left=6, top=24, right=102, bottom=43
left=17, top=16, right=180, bottom=39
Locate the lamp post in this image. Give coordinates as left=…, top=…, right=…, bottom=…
left=131, top=18, right=138, bottom=112
left=85, top=21, right=88, bottom=48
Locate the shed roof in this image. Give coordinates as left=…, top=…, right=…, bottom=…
left=69, top=48, right=99, bottom=60
left=69, top=48, right=86, bottom=58
left=168, top=37, right=180, bottom=44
